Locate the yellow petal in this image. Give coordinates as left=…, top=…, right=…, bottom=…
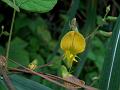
left=72, top=31, right=86, bottom=53
left=60, top=31, right=86, bottom=54
left=60, top=32, right=73, bottom=51
left=64, top=50, right=76, bottom=68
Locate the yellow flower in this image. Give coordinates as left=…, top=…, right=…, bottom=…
left=28, top=59, right=38, bottom=70
left=60, top=31, right=86, bottom=68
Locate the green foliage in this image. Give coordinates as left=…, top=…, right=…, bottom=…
left=1, top=0, right=20, bottom=11
left=0, top=0, right=120, bottom=90
left=2, top=0, right=57, bottom=13
left=0, top=46, right=5, bottom=54
left=0, top=80, right=7, bottom=90
left=74, top=0, right=97, bottom=77
left=15, top=0, right=57, bottom=13
left=0, top=75, right=53, bottom=90
left=99, top=14, right=120, bottom=90
left=46, top=0, right=80, bottom=67
left=97, top=16, right=106, bottom=26
left=8, top=37, right=29, bottom=67
left=10, top=75, right=53, bottom=90
left=88, top=37, right=106, bottom=71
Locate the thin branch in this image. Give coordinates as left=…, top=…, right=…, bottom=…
left=0, top=56, right=15, bottom=90
left=6, top=3, right=16, bottom=61
left=9, top=59, right=98, bottom=90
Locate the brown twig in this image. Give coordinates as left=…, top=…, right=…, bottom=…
left=36, top=62, right=52, bottom=69
left=0, top=56, right=15, bottom=90
left=9, top=59, right=98, bottom=90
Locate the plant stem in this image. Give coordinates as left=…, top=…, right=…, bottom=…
left=85, top=5, right=110, bottom=40
left=0, top=56, right=15, bottom=90
left=2, top=70, right=16, bottom=90
left=6, top=8, right=16, bottom=60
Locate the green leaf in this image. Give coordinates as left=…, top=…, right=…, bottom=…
left=42, top=80, right=59, bottom=90
left=88, top=37, right=105, bottom=71
left=3, top=31, right=9, bottom=36
left=97, top=16, right=106, bottom=26
left=106, top=16, right=117, bottom=22
left=48, top=55, right=61, bottom=69
left=9, top=49, right=29, bottom=67
left=10, top=75, right=53, bottom=90
left=37, top=24, right=51, bottom=43
left=0, top=80, right=7, bottom=90
left=14, top=14, right=30, bottom=33
left=30, top=53, right=45, bottom=66
left=10, top=37, right=28, bottom=49
left=99, top=14, right=120, bottom=90
left=15, top=0, right=57, bottom=13
left=8, top=37, right=29, bottom=67
left=74, top=0, right=97, bottom=77
left=1, top=0, right=20, bottom=12
left=0, top=46, right=5, bottom=55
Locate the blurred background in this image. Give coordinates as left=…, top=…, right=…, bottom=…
left=0, top=0, right=119, bottom=90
